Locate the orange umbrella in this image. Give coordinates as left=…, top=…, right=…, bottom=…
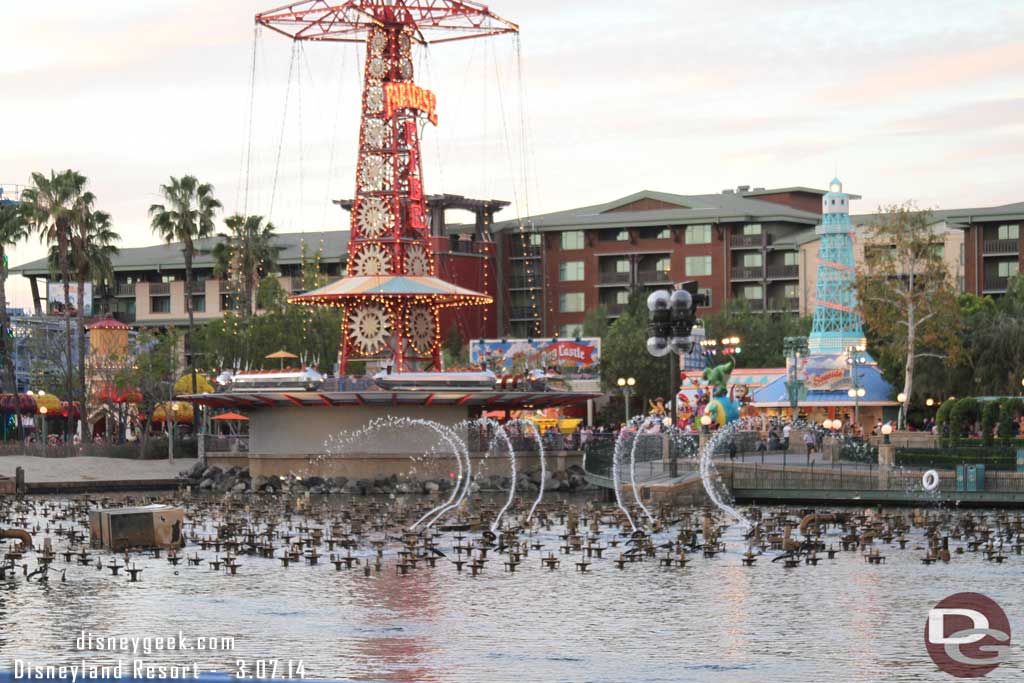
left=212, top=412, right=249, bottom=421
left=265, top=350, right=299, bottom=369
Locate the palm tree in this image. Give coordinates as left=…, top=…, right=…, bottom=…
left=217, top=214, right=278, bottom=317
left=70, top=199, right=119, bottom=420
left=0, top=202, right=29, bottom=400
left=149, top=176, right=222, bottom=393
left=21, top=170, right=88, bottom=441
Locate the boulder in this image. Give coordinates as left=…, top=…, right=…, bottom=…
left=188, top=461, right=206, bottom=478
left=231, top=481, right=247, bottom=493
left=423, top=481, right=440, bottom=494
left=251, top=475, right=269, bottom=492
left=567, top=464, right=585, bottom=476
left=201, top=466, right=222, bottom=480
left=198, top=477, right=215, bottom=490
left=305, top=476, right=325, bottom=488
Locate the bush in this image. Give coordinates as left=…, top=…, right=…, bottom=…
left=896, top=446, right=1017, bottom=471
left=949, top=397, right=979, bottom=446
left=981, top=400, right=1001, bottom=447
left=998, top=398, right=1024, bottom=439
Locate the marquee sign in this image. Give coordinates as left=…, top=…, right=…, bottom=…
left=470, top=338, right=601, bottom=375
left=797, top=353, right=853, bottom=391
left=383, top=83, right=438, bottom=125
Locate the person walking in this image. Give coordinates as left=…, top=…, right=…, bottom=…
left=782, top=423, right=791, bottom=451
left=803, top=429, right=816, bottom=457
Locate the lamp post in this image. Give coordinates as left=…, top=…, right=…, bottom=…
left=700, top=414, right=712, bottom=433
left=646, top=283, right=708, bottom=478
left=783, top=336, right=809, bottom=423
left=616, top=377, right=636, bottom=423
left=881, top=422, right=893, bottom=445
left=39, top=405, right=48, bottom=444
left=896, top=392, right=907, bottom=431
left=846, top=345, right=868, bottom=429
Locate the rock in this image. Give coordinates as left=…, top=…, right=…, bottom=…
left=329, top=487, right=343, bottom=494
left=309, top=485, right=325, bottom=495
left=188, top=461, right=206, bottom=478
left=438, top=478, right=453, bottom=492
left=198, top=477, right=215, bottom=490
left=202, top=466, right=222, bottom=480
left=569, top=474, right=586, bottom=490
left=328, top=476, right=348, bottom=489
left=252, top=475, right=269, bottom=491
left=264, top=475, right=281, bottom=491
left=423, top=481, right=440, bottom=494
left=567, top=464, right=585, bottom=476
left=542, top=477, right=560, bottom=491
left=305, top=476, right=325, bottom=488
left=231, top=481, right=247, bottom=493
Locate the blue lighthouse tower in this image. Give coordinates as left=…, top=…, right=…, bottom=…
left=808, top=177, right=866, bottom=354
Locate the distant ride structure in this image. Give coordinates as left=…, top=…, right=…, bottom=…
left=257, top=1, right=518, bottom=372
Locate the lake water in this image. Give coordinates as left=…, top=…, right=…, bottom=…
left=1, top=495, right=1022, bottom=682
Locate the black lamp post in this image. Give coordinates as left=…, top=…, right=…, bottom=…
left=646, top=281, right=706, bottom=477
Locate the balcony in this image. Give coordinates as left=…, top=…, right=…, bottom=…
left=765, top=264, right=799, bottom=280
left=149, top=282, right=170, bottom=295
left=510, top=244, right=542, bottom=258
left=745, top=299, right=765, bottom=311
left=219, top=280, right=240, bottom=294
left=509, top=306, right=541, bottom=320
left=598, top=271, right=631, bottom=285
left=731, top=234, right=768, bottom=249
left=983, top=239, right=1019, bottom=256
left=731, top=266, right=764, bottom=281
left=509, top=276, right=542, bottom=289
left=769, top=297, right=800, bottom=311
left=637, top=269, right=672, bottom=285
left=983, top=276, right=1009, bottom=293
left=603, top=303, right=627, bottom=317
left=189, top=280, right=207, bottom=294
left=279, top=275, right=303, bottom=293
left=115, top=283, right=136, bottom=297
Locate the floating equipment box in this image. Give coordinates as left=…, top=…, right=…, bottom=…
left=89, top=505, right=185, bottom=550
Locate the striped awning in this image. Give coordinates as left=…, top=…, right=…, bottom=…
left=288, top=275, right=492, bottom=307
left=178, top=390, right=598, bottom=411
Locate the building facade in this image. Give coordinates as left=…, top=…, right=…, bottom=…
left=947, top=202, right=1024, bottom=297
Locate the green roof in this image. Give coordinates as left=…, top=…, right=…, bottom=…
left=942, top=202, right=1024, bottom=227
left=13, top=230, right=349, bottom=277
left=491, top=189, right=824, bottom=232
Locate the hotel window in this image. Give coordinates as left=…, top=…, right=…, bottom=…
left=615, top=290, right=630, bottom=305
left=783, top=251, right=798, bottom=266
left=783, top=283, right=799, bottom=298
left=560, top=292, right=585, bottom=313
left=743, top=224, right=762, bottom=236
left=559, top=261, right=584, bottom=281
left=191, top=295, right=206, bottom=313
left=699, top=288, right=713, bottom=307
left=743, top=285, right=763, bottom=300
left=160, top=274, right=176, bottom=284
left=997, top=224, right=1020, bottom=241
left=559, top=324, right=583, bottom=338
left=615, top=258, right=630, bottom=273
left=685, top=224, right=712, bottom=245
left=656, top=228, right=672, bottom=240
left=151, top=297, right=171, bottom=313
left=561, top=231, right=584, bottom=250
left=616, top=229, right=629, bottom=241
left=686, top=255, right=712, bottom=276
left=997, top=261, right=1019, bottom=278
left=655, top=257, right=671, bottom=273
left=528, top=232, right=542, bottom=247
left=959, top=243, right=965, bottom=266
left=743, top=253, right=763, bottom=268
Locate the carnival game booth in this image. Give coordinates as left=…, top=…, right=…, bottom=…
left=182, top=369, right=597, bottom=480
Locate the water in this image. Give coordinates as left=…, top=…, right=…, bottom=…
left=3, top=497, right=1023, bottom=682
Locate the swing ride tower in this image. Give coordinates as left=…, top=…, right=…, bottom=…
left=258, top=1, right=517, bottom=373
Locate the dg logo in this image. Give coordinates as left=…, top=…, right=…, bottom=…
left=925, top=592, right=1012, bottom=678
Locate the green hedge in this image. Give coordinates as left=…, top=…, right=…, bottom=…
left=896, top=446, right=1018, bottom=471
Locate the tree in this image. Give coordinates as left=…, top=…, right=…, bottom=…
left=855, top=204, right=962, bottom=423
left=149, top=176, right=222, bottom=394
left=442, top=325, right=468, bottom=369
left=21, top=170, right=89, bottom=440
left=581, top=304, right=610, bottom=338
left=69, top=196, right=119, bottom=430
left=965, top=276, right=1024, bottom=395
left=0, top=202, right=29, bottom=395
left=115, top=330, right=178, bottom=456
left=703, top=300, right=811, bottom=368
left=599, top=289, right=666, bottom=406
left=214, top=214, right=278, bottom=317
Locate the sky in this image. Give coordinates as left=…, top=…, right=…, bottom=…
left=2, top=0, right=1023, bottom=308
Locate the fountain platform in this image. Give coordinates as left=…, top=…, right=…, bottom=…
left=182, top=388, right=598, bottom=480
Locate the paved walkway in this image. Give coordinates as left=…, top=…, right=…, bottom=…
left=0, top=456, right=197, bottom=483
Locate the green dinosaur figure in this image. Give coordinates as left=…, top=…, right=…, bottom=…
left=702, top=357, right=735, bottom=397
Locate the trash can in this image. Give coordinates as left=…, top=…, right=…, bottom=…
left=1017, top=448, right=1024, bottom=472
left=956, top=464, right=966, bottom=492
left=975, top=463, right=985, bottom=491
left=966, top=465, right=977, bottom=492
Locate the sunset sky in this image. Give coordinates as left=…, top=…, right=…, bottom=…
left=2, top=0, right=1022, bottom=307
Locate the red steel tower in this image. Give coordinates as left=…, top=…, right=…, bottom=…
left=260, top=1, right=517, bottom=372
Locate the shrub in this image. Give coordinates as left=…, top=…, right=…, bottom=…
left=981, top=399, right=1002, bottom=447
left=949, top=397, right=979, bottom=446
left=896, top=446, right=1017, bottom=471
left=998, top=398, right=1024, bottom=439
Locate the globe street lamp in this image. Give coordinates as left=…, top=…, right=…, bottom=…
left=783, top=336, right=809, bottom=422
left=896, top=392, right=907, bottom=431
left=39, top=405, right=48, bottom=444
left=846, top=345, right=869, bottom=429
left=647, top=282, right=708, bottom=477
left=700, top=414, right=712, bottom=433
left=616, top=377, right=636, bottom=423
left=881, top=422, right=893, bottom=445
left=926, top=398, right=935, bottom=407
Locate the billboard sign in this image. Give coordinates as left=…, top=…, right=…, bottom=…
left=469, top=338, right=601, bottom=375
left=47, top=282, right=93, bottom=316
left=797, top=353, right=852, bottom=391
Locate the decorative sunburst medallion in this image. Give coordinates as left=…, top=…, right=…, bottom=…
left=399, top=59, right=413, bottom=81
left=404, top=243, right=430, bottom=276
left=359, top=155, right=388, bottom=191
left=365, top=85, right=384, bottom=114
left=363, top=118, right=387, bottom=149
left=406, top=304, right=436, bottom=355
left=356, top=197, right=390, bottom=239
left=351, top=243, right=391, bottom=276
left=369, top=32, right=386, bottom=55
left=348, top=303, right=390, bottom=355
left=368, top=57, right=387, bottom=80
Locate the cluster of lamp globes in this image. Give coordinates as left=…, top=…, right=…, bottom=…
left=24, top=390, right=48, bottom=415
left=644, top=289, right=697, bottom=357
